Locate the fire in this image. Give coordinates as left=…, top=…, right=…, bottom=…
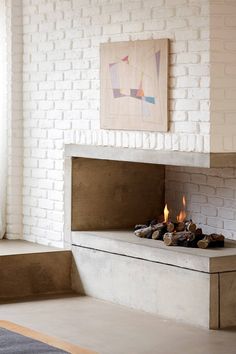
left=177, top=195, right=187, bottom=222
left=164, top=204, right=169, bottom=223
left=177, top=211, right=186, bottom=223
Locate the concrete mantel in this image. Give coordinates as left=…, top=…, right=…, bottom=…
left=65, top=144, right=236, bottom=168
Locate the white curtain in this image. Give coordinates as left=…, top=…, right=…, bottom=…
left=0, top=0, right=7, bottom=239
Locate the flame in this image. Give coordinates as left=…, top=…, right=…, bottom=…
left=177, top=210, right=186, bottom=222
left=177, top=195, right=187, bottom=222
left=164, top=204, right=169, bottom=223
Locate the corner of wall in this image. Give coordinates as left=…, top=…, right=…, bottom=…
left=5, top=0, right=24, bottom=239
left=210, top=0, right=236, bottom=153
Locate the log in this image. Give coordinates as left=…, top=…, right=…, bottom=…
left=197, top=234, right=224, bottom=249
left=185, top=220, right=197, bottom=233
left=163, top=231, right=194, bottom=246
left=151, top=225, right=167, bottom=240
left=152, top=230, right=160, bottom=240
left=134, top=223, right=165, bottom=238
left=175, top=221, right=185, bottom=232
left=134, top=225, right=152, bottom=238
left=146, top=231, right=153, bottom=239
left=134, top=224, right=147, bottom=231
left=167, top=222, right=175, bottom=233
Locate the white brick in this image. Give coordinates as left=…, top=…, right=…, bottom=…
left=32, top=168, right=47, bottom=179
left=48, top=130, right=63, bottom=140
left=175, top=99, right=199, bottom=111
left=123, top=22, right=143, bottom=33
left=188, top=88, right=209, bottom=99
left=217, top=187, right=234, bottom=199
left=171, top=111, right=187, bottom=121
left=103, top=24, right=122, bottom=35
left=174, top=122, right=198, bottom=133
left=188, top=111, right=210, bottom=122
left=177, top=53, right=200, bottom=64
left=144, top=20, right=165, bottom=31
left=167, top=18, right=187, bottom=30
left=111, top=11, right=129, bottom=23
left=177, top=77, right=199, bottom=88
left=207, top=176, right=224, bottom=187
left=55, top=101, right=71, bottom=110
left=189, top=65, right=209, bottom=76
left=191, top=173, right=207, bottom=185
left=175, top=29, right=199, bottom=40
left=189, top=40, right=209, bottom=52
left=55, top=61, right=71, bottom=71
left=48, top=190, right=63, bottom=202
left=122, top=1, right=141, bottom=11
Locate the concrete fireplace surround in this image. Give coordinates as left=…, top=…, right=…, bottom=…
left=65, top=144, right=236, bottom=329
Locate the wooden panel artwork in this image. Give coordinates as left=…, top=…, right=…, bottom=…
left=72, top=158, right=165, bottom=230
left=100, top=39, right=169, bottom=132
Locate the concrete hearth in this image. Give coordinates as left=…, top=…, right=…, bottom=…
left=71, top=231, right=236, bottom=329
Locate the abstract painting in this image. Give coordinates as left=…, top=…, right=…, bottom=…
left=100, top=39, right=169, bottom=132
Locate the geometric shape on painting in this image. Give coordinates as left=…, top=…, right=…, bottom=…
left=144, top=96, right=155, bottom=104
left=130, top=89, right=142, bottom=100
left=121, top=55, right=129, bottom=64
left=112, top=89, right=126, bottom=98
left=136, top=88, right=144, bottom=97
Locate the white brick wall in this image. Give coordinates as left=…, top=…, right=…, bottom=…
left=20, top=0, right=210, bottom=245
left=210, top=1, right=236, bottom=152
left=165, top=166, right=236, bottom=240
left=2, top=0, right=236, bottom=246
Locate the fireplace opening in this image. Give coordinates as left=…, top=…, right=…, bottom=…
left=71, top=157, right=226, bottom=249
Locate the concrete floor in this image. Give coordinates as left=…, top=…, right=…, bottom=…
left=0, top=296, right=235, bottom=354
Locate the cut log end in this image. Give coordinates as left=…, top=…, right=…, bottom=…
left=197, top=234, right=225, bottom=249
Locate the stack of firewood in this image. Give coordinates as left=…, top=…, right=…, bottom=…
left=134, top=219, right=224, bottom=249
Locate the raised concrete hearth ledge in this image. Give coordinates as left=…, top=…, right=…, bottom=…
left=65, top=144, right=236, bottom=168
left=71, top=231, right=236, bottom=273
left=72, top=231, right=236, bottom=328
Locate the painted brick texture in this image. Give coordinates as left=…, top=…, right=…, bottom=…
left=21, top=0, right=210, bottom=245
left=210, top=1, right=236, bottom=152
left=165, top=166, right=236, bottom=240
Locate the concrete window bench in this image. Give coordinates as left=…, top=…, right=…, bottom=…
left=71, top=230, right=236, bottom=329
